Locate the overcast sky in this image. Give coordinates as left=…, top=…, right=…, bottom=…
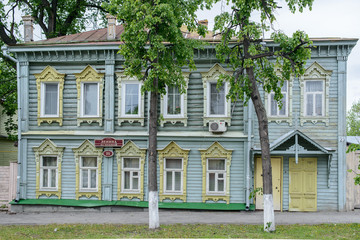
left=197, top=0, right=360, bottom=111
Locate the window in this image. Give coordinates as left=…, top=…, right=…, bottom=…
left=73, top=140, right=103, bottom=200
left=35, top=66, right=65, bottom=126
left=202, top=64, right=232, bottom=126
left=200, top=142, right=232, bottom=203
left=80, top=157, right=98, bottom=191
left=268, top=81, right=288, bottom=117
left=122, top=157, right=140, bottom=193
left=209, top=82, right=226, bottom=116
left=164, top=158, right=183, bottom=193
left=81, top=82, right=99, bottom=117
left=158, top=141, right=189, bottom=201
left=116, top=73, right=145, bottom=126
left=165, top=86, right=183, bottom=116
left=40, top=156, right=58, bottom=190
left=75, top=65, right=104, bottom=126
left=207, top=159, right=226, bottom=194
left=305, top=80, right=324, bottom=116
left=33, top=139, right=64, bottom=199
left=115, top=141, right=146, bottom=200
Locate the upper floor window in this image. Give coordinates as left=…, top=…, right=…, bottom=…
left=75, top=65, right=104, bottom=126
left=305, top=80, right=324, bottom=116
left=202, top=64, right=232, bottom=126
left=268, top=81, right=288, bottom=117
left=35, top=66, right=65, bottom=126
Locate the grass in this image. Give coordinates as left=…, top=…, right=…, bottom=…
left=0, top=223, right=359, bottom=239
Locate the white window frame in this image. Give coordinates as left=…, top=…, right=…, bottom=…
left=40, top=82, right=60, bottom=118
left=39, top=155, right=58, bottom=191
left=163, top=158, right=183, bottom=194
left=121, top=81, right=142, bottom=118
left=121, top=157, right=141, bottom=193
left=207, top=81, right=228, bottom=118
left=79, top=156, right=98, bottom=192
left=164, top=85, right=184, bottom=118
left=80, top=82, right=100, bottom=118
left=304, top=80, right=325, bottom=117
left=206, top=158, right=226, bottom=195
left=268, top=81, right=289, bottom=117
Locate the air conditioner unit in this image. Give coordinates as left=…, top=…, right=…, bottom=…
left=209, top=121, right=227, bottom=133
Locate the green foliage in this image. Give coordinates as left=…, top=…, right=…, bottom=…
left=346, top=143, right=360, bottom=185
left=347, top=100, right=360, bottom=136
left=105, top=0, right=207, bottom=94
left=249, top=187, right=262, bottom=201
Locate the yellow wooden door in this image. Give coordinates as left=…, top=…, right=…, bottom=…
left=289, top=158, right=317, bottom=211
left=255, top=157, right=282, bottom=210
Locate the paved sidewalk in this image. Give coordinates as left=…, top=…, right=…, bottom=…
left=1, top=210, right=359, bottom=225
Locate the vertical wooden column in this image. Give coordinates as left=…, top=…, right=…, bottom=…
left=105, top=52, right=115, bottom=133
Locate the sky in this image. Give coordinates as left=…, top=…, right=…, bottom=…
left=197, top=0, right=360, bottom=111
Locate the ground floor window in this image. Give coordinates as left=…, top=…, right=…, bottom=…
left=40, top=156, right=58, bottom=190
left=207, top=159, right=226, bottom=194
left=122, top=157, right=140, bottom=193
left=164, top=158, right=183, bottom=193
left=80, top=156, right=98, bottom=191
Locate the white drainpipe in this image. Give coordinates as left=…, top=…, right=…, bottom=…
left=245, top=100, right=253, bottom=210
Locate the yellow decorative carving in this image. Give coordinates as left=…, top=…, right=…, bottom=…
left=199, top=142, right=232, bottom=204
left=201, top=63, right=232, bottom=126
left=160, top=73, right=189, bottom=127
left=72, top=140, right=103, bottom=200
left=34, top=66, right=65, bottom=126
left=158, top=141, right=190, bottom=202
left=75, top=65, right=104, bottom=126
left=33, top=139, right=64, bottom=199
left=116, top=73, right=145, bottom=126
left=300, top=62, right=332, bottom=126
left=115, top=141, right=146, bottom=201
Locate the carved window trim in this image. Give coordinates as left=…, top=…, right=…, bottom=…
left=35, top=66, right=65, bottom=126
left=300, top=62, right=332, bottom=126
left=72, top=140, right=103, bottom=200
left=199, top=142, right=232, bottom=204
left=33, top=139, right=64, bottom=199
left=75, top=65, right=104, bottom=126
left=158, top=141, right=189, bottom=202
left=115, top=141, right=146, bottom=200
left=201, top=64, right=232, bottom=126
left=160, top=73, right=189, bottom=127
left=116, top=73, right=145, bottom=126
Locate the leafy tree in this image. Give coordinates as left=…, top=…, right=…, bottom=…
left=106, top=0, right=207, bottom=229
left=346, top=144, right=360, bottom=186
left=0, top=0, right=110, bottom=139
left=211, top=0, right=313, bottom=232
left=347, top=100, right=360, bottom=136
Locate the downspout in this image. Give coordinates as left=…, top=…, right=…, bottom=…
left=2, top=46, right=21, bottom=202
left=245, top=100, right=253, bottom=210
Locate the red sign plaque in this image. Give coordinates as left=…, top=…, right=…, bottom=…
left=103, top=150, right=114, bottom=157
left=95, top=138, right=123, bottom=147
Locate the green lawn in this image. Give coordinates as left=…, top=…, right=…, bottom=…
left=1, top=224, right=359, bottom=239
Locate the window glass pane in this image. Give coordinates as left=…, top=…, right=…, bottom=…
left=306, top=81, right=323, bottom=92
left=84, top=83, right=98, bottom=116
left=42, top=169, right=48, bottom=187
left=44, top=83, right=58, bottom=115
left=281, top=81, right=288, bottom=92
left=124, top=158, right=139, bottom=168
left=132, top=176, right=139, bottom=190
left=124, top=171, right=130, bottom=189
left=82, top=170, right=88, bottom=188
left=82, top=157, right=97, bottom=167
left=306, top=94, right=313, bottom=116
left=210, top=83, right=225, bottom=115
left=43, top=157, right=57, bottom=166
left=175, top=172, right=181, bottom=191
left=270, top=94, right=277, bottom=116
left=279, top=95, right=286, bottom=116
left=209, top=173, right=215, bottom=191
left=315, top=94, right=323, bottom=116
left=90, top=170, right=96, bottom=188
left=51, top=169, right=56, bottom=187
left=218, top=179, right=224, bottom=192
left=165, top=159, right=182, bottom=169
left=166, top=171, right=172, bottom=191
left=208, top=159, right=225, bottom=170
left=125, top=84, right=139, bottom=115
left=167, top=86, right=181, bottom=115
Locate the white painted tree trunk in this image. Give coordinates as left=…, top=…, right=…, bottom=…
left=263, top=194, right=275, bottom=232
left=148, top=191, right=159, bottom=229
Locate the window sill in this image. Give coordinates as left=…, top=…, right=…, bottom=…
left=37, top=117, right=63, bottom=126
left=268, top=117, right=293, bottom=126
left=203, top=194, right=229, bottom=204
left=160, top=117, right=187, bottom=127
left=160, top=193, right=186, bottom=202
left=118, top=193, right=144, bottom=201
left=118, top=117, right=144, bottom=126
left=36, top=190, right=61, bottom=199
left=300, top=116, right=329, bottom=126
left=77, top=117, right=102, bottom=126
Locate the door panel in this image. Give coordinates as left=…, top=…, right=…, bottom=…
left=289, top=158, right=317, bottom=211
left=255, top=157, right=282, bottom=210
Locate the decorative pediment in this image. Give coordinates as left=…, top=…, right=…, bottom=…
left=158, top=141, right=190, bottom=158
left=72, top=140, right=103, bottom=157
left=33, top=139, right=64, bottom=160
left=74, top=65, right=105, bottom=81
left=34, top=65, right=65, bottom=81
left=201, top=63, right=230, bottom=83
left=115, top=141, right=146, bottom=161
left=303, top=61, right=332, bottom=79
left=199, top=142, right=233, bottom=159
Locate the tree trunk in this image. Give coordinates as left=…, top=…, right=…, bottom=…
left=148, top=77, right=159, bottom=229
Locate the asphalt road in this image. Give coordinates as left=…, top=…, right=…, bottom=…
left=1, top=210, right=360, bottom=225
